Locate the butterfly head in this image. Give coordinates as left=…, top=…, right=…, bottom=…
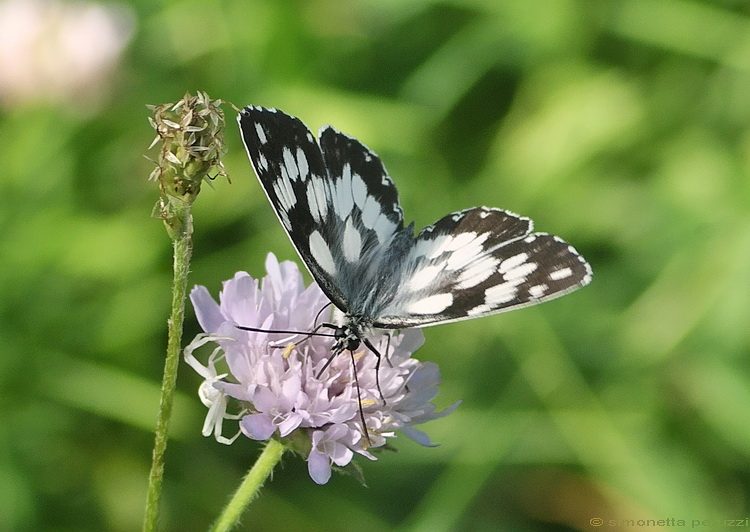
left=334, top=327, right=361, bottom=353
left=330, top=313, right=373, bottom=354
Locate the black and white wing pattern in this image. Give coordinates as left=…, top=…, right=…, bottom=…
left=238, top=105, right=407, bottom=316
left=374, top=207, right=591, bottom=327
left=238, top=106, right=592, bottom=333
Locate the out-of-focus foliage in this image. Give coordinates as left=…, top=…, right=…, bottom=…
left=2, top=0, right=750, bottom=530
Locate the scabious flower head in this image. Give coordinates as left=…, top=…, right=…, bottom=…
left=185, top=253, right=459, bottom=484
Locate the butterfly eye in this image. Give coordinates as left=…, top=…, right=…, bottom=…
left=330, top=325, right=361, bottom=352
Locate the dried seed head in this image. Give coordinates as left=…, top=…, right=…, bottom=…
left=148, top=91, right=232, bottom=236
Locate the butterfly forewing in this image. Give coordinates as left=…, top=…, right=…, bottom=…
left=238, top=105, right=592, bottom=334
left=318, top=126, right=404, bottom=240
left=238, top=106, right=407, bottom=315
left=238, top=106, right=345, bottom=308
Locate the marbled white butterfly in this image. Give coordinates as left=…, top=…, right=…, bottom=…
left=238, top=106, right=592, bottom=359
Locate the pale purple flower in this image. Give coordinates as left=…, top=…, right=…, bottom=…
left=185, top=253, right=459, bottom=484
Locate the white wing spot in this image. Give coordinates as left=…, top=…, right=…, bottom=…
left=373, top=216, right=397, bottom=244
left=254, top=122, right=267, bottom=144
left=445, top=232, right=476, bottom=251
left=296, top=147, right=309, bottom=180
left=549, top=267, right=573, bottom=281
left=342, top=218, right=362, bottom=262
left=484, top=282, right=518, bottom=305
left=272, top=178, right=296, bottom=212
left=528, top=284, right=548, bottom=299
left=361, top=194, right=381, bottom=229
left=467, top=303, right=492, bottom=317
left=504, top=261, right=537, bottom=281
left=406, top=293, right=453, bottom=315
left=412, top=236, right=441, bottom=260
left=334, top=165, right=354, bottom=219
left=309, top=231, right=336, bottom=275
left=409, top=264, right=445, bottom=291
left=445, top=232, right=489, bottom=270
left=282, top=147, right=298, bottom=181
left=306, top=180, right=328, bottom=223
left=457, top=256, right=498, bottom=289
left=424, top=232, right=478, bottom=261
left=257, top=152, right=268, bottom=171
left=279, top=210, right=291, bottom=230
left=351, top=171, right=367, bottom=209
left=499, top=253, right=529, bottom=273
left=279, top=161, right=290, bottom=182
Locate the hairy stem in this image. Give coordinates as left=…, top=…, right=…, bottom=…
left=209, top=440, right=286, bottom=532
left=143, top=200, right=193, bottom=532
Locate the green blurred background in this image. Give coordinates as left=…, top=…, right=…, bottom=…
left=2, top=0, right=750, bottom=530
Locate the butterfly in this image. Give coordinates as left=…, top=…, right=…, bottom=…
left=237, top=105, right=592, bottom=359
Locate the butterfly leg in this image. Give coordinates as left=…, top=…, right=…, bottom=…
left=348, top=349, right=373, bottom=447
left=362, top=337, right=387, bottom=406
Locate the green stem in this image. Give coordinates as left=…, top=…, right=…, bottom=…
left=209, top=440, right=286, bottom=532
left=143, top=201, right=193, bottom=532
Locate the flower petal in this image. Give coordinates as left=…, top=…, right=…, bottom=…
left=277, top=414, right=303, bottom=437
left=240, top=413, right=276, bottom=440
left=401, top=426, right=438, bottom=447
left=307, top=450, right=332, bottom=485
left=190, top=285, right=225, bottom=333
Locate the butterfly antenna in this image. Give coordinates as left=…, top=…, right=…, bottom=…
left=236, top=324, right=339, bottom=338
left=313, top=302, right=333, bottom=327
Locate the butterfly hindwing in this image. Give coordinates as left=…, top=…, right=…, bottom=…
left=373, top=207, right=592, bottom=328
left=318, top=126, right=404, bottom=241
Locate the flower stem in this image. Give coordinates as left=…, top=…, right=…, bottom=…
left=209, top=440, right=286, bottom=532
left=143, top=200, right=193, bottom=532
